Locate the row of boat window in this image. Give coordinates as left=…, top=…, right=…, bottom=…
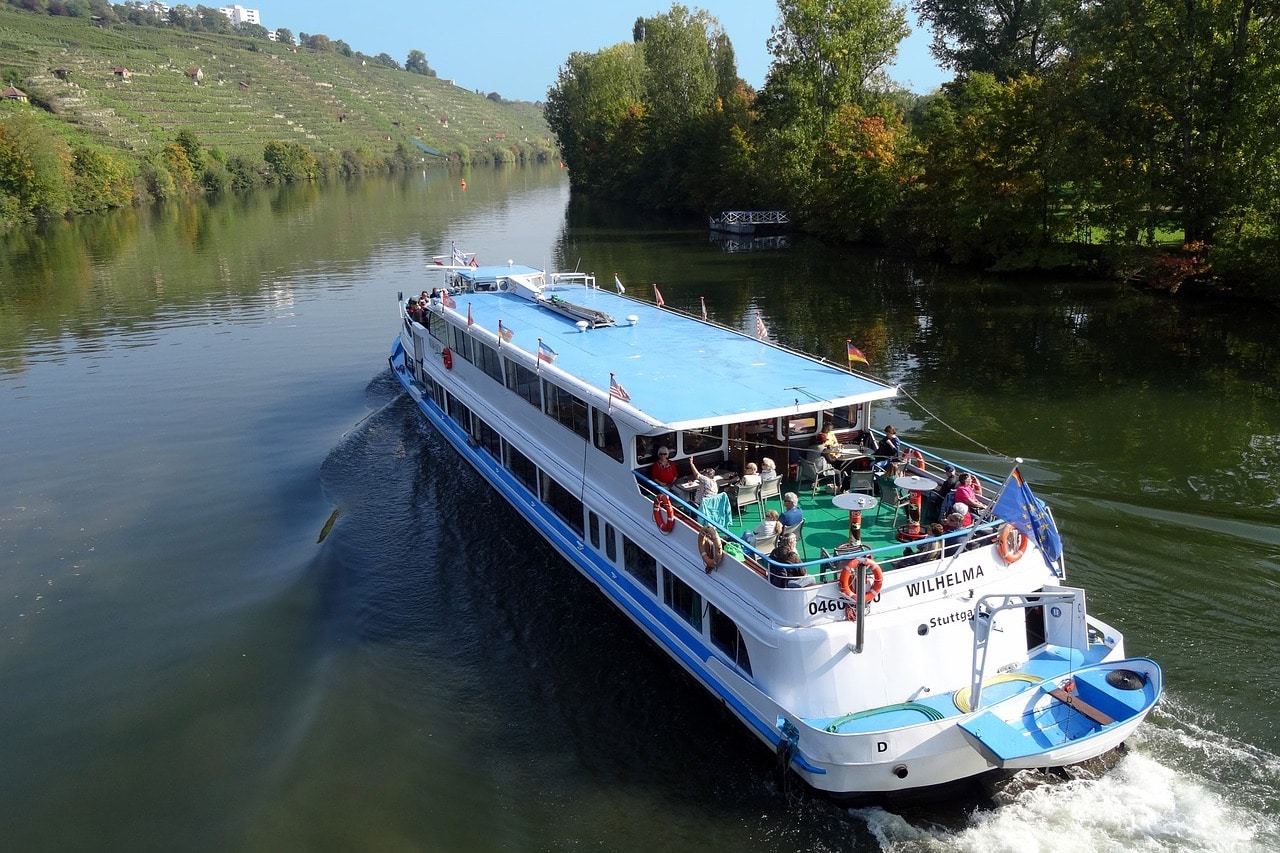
left=423, top=373, right=752, bottom=678
left=421, top=314, right=626, bottom=463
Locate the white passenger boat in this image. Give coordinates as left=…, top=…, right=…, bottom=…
left=387, top=260, right=1163, bottom=797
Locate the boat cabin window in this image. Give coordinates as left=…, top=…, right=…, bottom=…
left=636, top=432, right=678, bottom=466
left=445, top=392, right=471, bottom=430
left=425, top=377, right=444, bottom=408
left=588, top=512, right=601, bottom=549
left=680, top=425, right=725, bottom=457
left=828, top=405, right=861, bottom=431
left=505, top=360, right=540, bottom=408
left=605, top=524, right=617, bottom=562
left=542, top=380, right=589, bottom=441
left=591, top=409, right=624, bottom=463
left=427, top=312, right=448, bottom=342
left=784, top=414, right=818, bottom=441
left=472, top=416, right=502, bottom=460
left=623, top=536, right=657, bottom=592
left=663, top=567, right=703, bottom=631
left=709, top=606, right=752, bottom=676
left=503, top=442, right=538, bottom=494
left=473, top=340, right=504, bottom=384
left=541, top=475, right=585, bottom=537
left=450, top=324, right=472, bottom=363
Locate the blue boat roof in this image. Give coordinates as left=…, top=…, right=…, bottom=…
left=456, top=265, right=543, bottom=280
left=443, top=284, right=896, bottom=430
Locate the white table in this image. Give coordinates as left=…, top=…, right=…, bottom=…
left=894, top=475, right=936, bottom=493
left=832, top=492, right=879, bottom=544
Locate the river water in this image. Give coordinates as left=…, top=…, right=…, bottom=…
left=2, top=166, right=1277, bottom=851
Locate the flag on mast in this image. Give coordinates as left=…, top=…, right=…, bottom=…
left=469, top=255, right=479, bottom=269
left=467, top=302, right=474, bottom=326
left=700, top=296, right=708, bottom=321
left=442, top=290, right=457, bottom=309
left=754, top=312, right=768, bottom=340
left=614, top=274, right=625, bottom=294
left=537, top=339, right=558, bottom=364
left=846, top=340, right=868, bottom=365
left=991, top=468, right=1064, bottom=564
left=609, top=373, right=631, bottom=403
left=498, top=320, right=514, bottom=342
left=652, top=283, right=665, bottom=307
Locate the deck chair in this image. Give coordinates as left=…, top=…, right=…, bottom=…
left=751, top=531, right=778, bottom=556
left=701, top=492, right=732, bottom=529
left=782, top=519, right=808, bottom=560
left=759, top=475, right=782, bottom=511
left=731, top=481, right=762, bottom=523
left=876, top=476, right=911, bottom=526
left=846, top=470, right=875, bottom=495
left=798, top=457, right=840, bottom=496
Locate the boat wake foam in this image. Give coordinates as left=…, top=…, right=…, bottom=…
left=852, top=695, right=1280, bottom=852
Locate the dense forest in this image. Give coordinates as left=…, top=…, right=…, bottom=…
left=546, top=2, right=1280, bottom=296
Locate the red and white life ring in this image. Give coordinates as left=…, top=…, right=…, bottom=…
left=442, top=346, right=454, bottom=370
left=997, top=524, right=1029, bottom=563
left=652, top=493, right=676, bottom=534
left=839, top=557, right=884, bottom=620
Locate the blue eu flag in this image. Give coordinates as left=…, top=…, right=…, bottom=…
left=991, top=469, right=1063, bottom=563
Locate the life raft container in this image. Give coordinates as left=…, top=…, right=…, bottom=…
left=652, top=493, right=676, bottom=533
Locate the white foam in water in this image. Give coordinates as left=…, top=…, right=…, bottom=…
left=854, top=734, right=1280, bottom=852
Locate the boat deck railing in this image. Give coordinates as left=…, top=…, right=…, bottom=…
left=633, top=471, right=1004, bottom=588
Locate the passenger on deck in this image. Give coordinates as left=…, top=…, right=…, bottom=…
left=650, top=446, right=678, bottom=487
left=698, top=524, right=724, bottom=573
left=874, top=425, right=901, bottom=461
left=739, top=462, right=762, bottom=489
left=768, top=534, right=805, bottom=586
left=406, top=298, right=421, bottom=323
left=953, top=474, right=988, bottom=513
left=779, top=493, right=804, bottom=528
left=760, top=457, right=779, bottom=480
left=918, top=524, right=945, bottom=561
left=949, top=501, right=974, bottom=527
left=936, top=464, right=959, bottom=495
left=689, top=458, right=719, bottom=507
left=746, top=509, right=783, bottom=544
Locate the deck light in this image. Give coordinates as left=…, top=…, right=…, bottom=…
left=575, top=320, right=589, bottom=333
left=627, top=314, right=639, bottom=326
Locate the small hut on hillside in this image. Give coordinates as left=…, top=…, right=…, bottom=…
left=113, top=66, right=131, bottom=80
left=53, top=68, right=71, bottom=81
left=185, top=66, right=204, bottom=84
left=2, top=85, right=29, bottom=104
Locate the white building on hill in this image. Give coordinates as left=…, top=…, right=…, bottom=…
left=218, top=5, right=261, bottom=26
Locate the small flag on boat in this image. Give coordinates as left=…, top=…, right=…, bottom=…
left=609, top=373, right=631, bottom=403
left=498, top=320, right=514, bottom=342
left=992, top=468, right=1063, bottom=564
left=469, top=255, right=479, bottom=269
left=538, top=339, right=558, bottom=364
left=846, top=340, right=868, bottom=365
left=614, top=274, right=625, bottom=294
left=700, top=296, right=708, bottom=321
left=442, top=290, right=457, bottom=309
left=754, top=312, right=769, bottom=340
left=467, top=302, right=474, bottom=326
left=653, top=283, right=665, bottom=307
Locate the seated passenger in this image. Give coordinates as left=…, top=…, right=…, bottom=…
left=874, top=425, right=901, bottom=460
left=953, top=474, right=988, bottom=513
left=769, top=534, right=806, bottom=586
left=746, top=509, right=783, bottom=544
left=406, top=298, right=421, bottom=323
left=689, top=458, right=718, bottom=507
left=815, top=421, right=839, bottom=451
left=949, top=501, right=974, bottom=527
left=650, top=446, right=678, bottom=487
left=739, top=462, right=762, bottom=489
left=779, top=492, right=804, bottom=529
left=698, top=524, right=724, bottom=573
left=759, top=457, right=779, bottom=481
left=918, top=524, right=945, bottom=561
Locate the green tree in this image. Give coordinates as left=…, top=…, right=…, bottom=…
left=70, top=146, right=133, bottom=211
left=913, top=0, right=1073, bottom=79
left=0, top=111, right=72, bottom=222
left=373, top=52, right=400, bottom=69
left=405, top=49, right=431, bottom=75
left=274, top=27, right=294, bottom=45
left=263, top=140, right=318, bottom=183
left=810, top=102, right=912, bottom=241
left=173, top=129, right=204, bottom=173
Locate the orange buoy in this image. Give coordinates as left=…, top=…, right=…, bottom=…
left=460, top=179, right=467, bottom=189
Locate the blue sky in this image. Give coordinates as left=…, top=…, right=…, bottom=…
left=255, top=1, right=948, bottom=102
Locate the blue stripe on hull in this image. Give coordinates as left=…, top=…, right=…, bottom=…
left=387, top=343, right=826, bottom=777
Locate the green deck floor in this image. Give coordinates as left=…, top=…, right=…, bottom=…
left=726, top=482, right=920, bottom=566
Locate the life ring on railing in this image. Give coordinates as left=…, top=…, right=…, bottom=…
left=997, top=524, right=1028, bottom=564
left=906, top=448, right=926, bottom=471
left=698, top=528, right=724, bottom=572
left=839, top=557, right=884, bottom=604
left=442, top=346, right=453, bottom=370
left=652, top=494, right=676, bottom=534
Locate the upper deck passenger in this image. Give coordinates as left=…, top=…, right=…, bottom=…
left=650, top=446, right=678, bottom=487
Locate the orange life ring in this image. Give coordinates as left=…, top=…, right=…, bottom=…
left=997, top=524, right=1028, bottom=563
left=652, top=493, right=676, bottom=534
left=442, top=346, right=453, bottom=370
left=906, top=448, right=926, bottom=471
left=839, top=557, right=884, bottom=604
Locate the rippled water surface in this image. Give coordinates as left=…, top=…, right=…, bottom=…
left=1, top=167, right=1277, bottom=851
